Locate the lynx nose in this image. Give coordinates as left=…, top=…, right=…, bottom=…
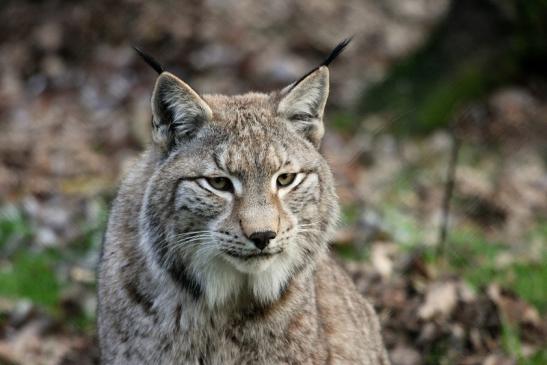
left=249, top=231, right=276, bottom=250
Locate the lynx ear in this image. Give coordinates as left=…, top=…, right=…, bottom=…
left=151, top=72, right=212, bottom=151
left=277, top=66, right=329, bottom=147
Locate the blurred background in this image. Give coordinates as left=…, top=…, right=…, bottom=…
left=0, top=0, right=545, bottom=364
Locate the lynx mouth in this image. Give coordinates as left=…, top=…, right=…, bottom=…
left=223, top=249, right=283, bottom=261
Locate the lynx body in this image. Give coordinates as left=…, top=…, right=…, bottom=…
left=98, top=43, right=389, bottom=364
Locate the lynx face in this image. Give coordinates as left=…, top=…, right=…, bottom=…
left=139, top=67, right=338, bottom=308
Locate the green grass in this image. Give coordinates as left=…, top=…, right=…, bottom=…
left=0, top=206, right=31, bottom=250
left=524, top=349, right=547, bottom=365
left=502, top=319, right=547, bottom=365
left=517, top=221, right=547, bottom=313
left=357, top=184, right=547, bottom=316
left=439, top=229, right=506, bottom=283
left=0, top=202, right=107, bottom=330
left=430, top=224, right=547, bottom=363
left=339, top=196, right=547, bottom=363
left=511, top=260, right=547, bottom=313
left=0, top=249, right=61, bottom=309
left=0, top=207, right=62, bottom=309
left=430, top=226, right=547, bottom=313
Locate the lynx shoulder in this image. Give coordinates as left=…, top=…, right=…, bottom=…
left=97, top=40, right=390, bottom=364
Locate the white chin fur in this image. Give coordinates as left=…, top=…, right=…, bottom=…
left=223, top=253, right=277, bottom=274
left=189, top=248, right=298, bottom=308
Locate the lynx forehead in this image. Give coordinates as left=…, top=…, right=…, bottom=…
left=98, top=39, right=390, bottom=364
left=203, top=94, right=312, bottom=176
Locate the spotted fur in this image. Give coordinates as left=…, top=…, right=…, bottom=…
left=98, top=60, right=390, bottom=364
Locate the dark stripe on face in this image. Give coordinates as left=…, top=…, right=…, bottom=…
left=174, top=303, right=183, bottom=333
left=168, top=262, right=203, bottom=300
left=123, top=278, right=156, bottom=316
left=212, top=151, right=224, bottom=171
left=149, top=225, right=203, bottom=300
left=146, top=181, right=204, bottom=301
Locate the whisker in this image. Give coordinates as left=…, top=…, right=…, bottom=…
left=297, top=229, right=322, bottom=234
left=173, top=230, right=216, bottom=238
left=170, top=236, right=212, bottom=250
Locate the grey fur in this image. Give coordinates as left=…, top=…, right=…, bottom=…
left=97, top=65, right=390, bottom=364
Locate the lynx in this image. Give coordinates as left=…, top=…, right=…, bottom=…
left=97, top=39, right=390, bottom=364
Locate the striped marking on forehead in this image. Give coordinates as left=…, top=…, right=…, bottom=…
left=214, top=140, right=289, bottom=177
left=213, top=107, right=275, bottom=129
left=205, top=93, right=275, bottom=128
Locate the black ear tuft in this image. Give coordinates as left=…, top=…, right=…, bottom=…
left=321, top=36, right=353, bottom=67
left=133, top=46, right=164, bottom=74
left=289, top=37, right=352, bottom=91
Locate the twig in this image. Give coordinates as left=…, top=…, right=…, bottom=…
left=438, top=131, right=461, bottom=258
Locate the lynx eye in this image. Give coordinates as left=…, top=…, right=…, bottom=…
left=289, top=113, right=313, bottom=121
left=277, top=173, right=297, bottom=187
left=205, top=177, right=233, bottom=192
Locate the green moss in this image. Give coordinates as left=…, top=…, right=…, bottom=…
left=429, top=224, right=547, bottom=314
left=358, top=0, right=547, bottom=136
left=501, top=319, right=523, bottom=360
left=510, top=257, right=547, bottom=313
left=502, top=318, right=547, bottom=365
left=0, top=201, right=107, bottom=322
left=0, top=250, right=61, bottom=309
left=425, top=224, right=547, bottom=362
left=524, top=348, right=547, bottom=365
left=444, top=229, right=505, bottom=279
left=0, top=206, right=31, bottom=250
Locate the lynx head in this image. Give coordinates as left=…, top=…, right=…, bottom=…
left=138, top=41, right=349, bottom=308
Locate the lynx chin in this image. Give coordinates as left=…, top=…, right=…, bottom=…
left=97, top=39, right=390, bottom=364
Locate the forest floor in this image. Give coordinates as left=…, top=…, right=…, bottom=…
left=0, top=1, right=545, bottom=364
